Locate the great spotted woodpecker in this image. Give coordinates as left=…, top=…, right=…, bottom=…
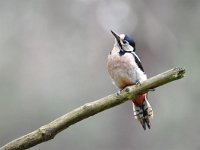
left=107, top=30, right=153, bottom=130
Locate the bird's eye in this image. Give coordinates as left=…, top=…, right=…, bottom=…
left=122, top=40, right=128, bottom=44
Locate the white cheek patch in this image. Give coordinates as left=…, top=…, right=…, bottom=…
left=123, top=44, right=133, bottom=51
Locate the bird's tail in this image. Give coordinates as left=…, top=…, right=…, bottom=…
left=132, top=95, right=153, bottom=130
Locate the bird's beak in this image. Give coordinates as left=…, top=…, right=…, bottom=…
left=111, top=30, right=120, bottom=42
left=111, top=30, right=122, bottom=49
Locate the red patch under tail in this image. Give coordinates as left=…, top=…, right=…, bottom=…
left=132, top=93, right=153, bottom=130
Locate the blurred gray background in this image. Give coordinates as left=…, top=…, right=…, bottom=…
left=0, top=0, right=199, bottom=150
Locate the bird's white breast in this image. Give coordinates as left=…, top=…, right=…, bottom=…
left=107, top=47, right=147, bottom=89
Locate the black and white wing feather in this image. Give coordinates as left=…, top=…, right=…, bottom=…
left=131, top=52, right=144, bottom=72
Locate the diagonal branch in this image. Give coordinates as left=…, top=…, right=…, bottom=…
left=0, top=67, right=185, bottom=150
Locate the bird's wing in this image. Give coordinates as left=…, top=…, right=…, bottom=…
left=131, top=52, right=144, bottom=72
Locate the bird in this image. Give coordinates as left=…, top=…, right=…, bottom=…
left=107, top=30, right=153, bottom=130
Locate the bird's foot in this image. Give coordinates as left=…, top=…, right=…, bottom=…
left=135, top=80, right=141, bottom=86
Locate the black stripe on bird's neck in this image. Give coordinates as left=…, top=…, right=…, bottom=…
left=119, top=49, right=125, bottom=56
left=119, top=48, right=132, bottom=56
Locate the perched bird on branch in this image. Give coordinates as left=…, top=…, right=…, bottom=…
left=107, top=30, right=153, bottom=130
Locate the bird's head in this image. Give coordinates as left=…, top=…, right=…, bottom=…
left=111, top=30, right=135, bottom=52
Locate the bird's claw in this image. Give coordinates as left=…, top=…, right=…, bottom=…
left=135, top=80, right=155, bottom=92
left=135, top=80, right=141, bottom=86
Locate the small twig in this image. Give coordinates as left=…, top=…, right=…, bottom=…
left=0, top=67, right=185, bottom=150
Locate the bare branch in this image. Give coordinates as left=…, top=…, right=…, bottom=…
left=0, top=67, right=185, bottom=150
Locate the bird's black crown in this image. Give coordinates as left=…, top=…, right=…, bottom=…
left=124, top=34, right=135, bottom=50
